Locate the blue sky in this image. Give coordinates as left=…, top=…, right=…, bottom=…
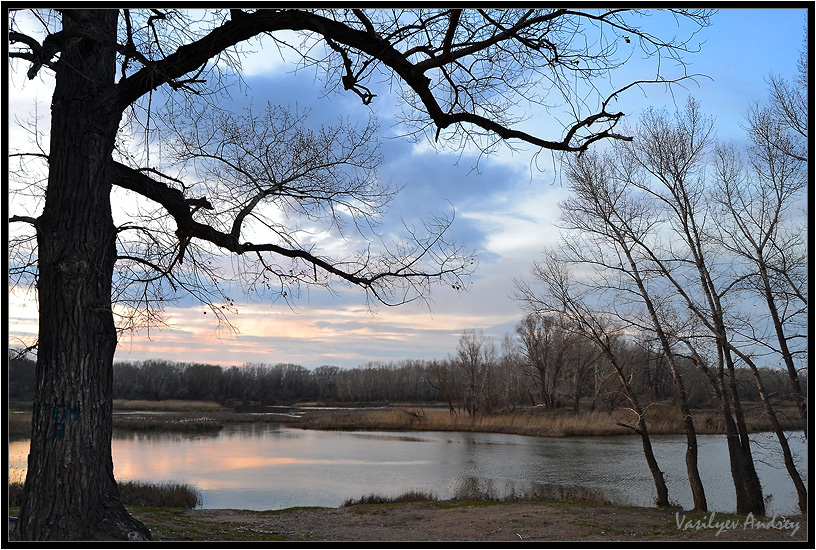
left=7, top=8, right=809, bottom=369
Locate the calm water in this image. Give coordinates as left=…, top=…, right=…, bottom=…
left=9, top=424, right=806, bottom=514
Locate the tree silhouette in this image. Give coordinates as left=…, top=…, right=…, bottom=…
left=8, top=8, right=712, bottom=540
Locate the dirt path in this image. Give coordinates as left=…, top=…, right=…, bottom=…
left=131, top=501, right=808, bottom=542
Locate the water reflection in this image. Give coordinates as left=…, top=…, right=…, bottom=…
left=9, top=424, right=806, bottom=515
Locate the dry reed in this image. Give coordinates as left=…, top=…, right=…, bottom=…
left=298, top=403, right=802, bottom=438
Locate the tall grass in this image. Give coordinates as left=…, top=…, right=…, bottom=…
left=298, top=403, right=801, bottom=438
left=118, top=481, right=202, bottom=509
left=8, top=480, right=201, bottom=509
left=113, top=414, right=223, bottom=433
left=342, top=490, right=437, bottom=507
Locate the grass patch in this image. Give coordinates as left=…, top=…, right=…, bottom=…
left=522, top=484, right=611, bottom=506
left=341, top=484, right=609, bottom=510
left=342, top=490, right=436, bottom=507
left=128, top=507, right=306, bottom=541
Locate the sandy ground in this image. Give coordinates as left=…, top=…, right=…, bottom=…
left=132, top=501, right=808, bottom=543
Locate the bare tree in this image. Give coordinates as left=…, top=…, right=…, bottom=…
left=746, top=34, right=808, bottom=164
left=427, top=359, right=459, bottom=415
left=558, top=145, right=709, bottom=510
left=454, top=329, right=497, bottom=416
left=516, top=253, right=671, bottom=508
left=7, top=8, right=713, bottom=540
left=715, top=45, right=808, bottom=436
left=603, top=94, right=808, bottom=515
left=516, top=313, right=566, bottom=408
left=602, top=99, right=768, bottom=515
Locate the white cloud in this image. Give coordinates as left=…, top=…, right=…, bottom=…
left=229, top=31, right=325, bottom=78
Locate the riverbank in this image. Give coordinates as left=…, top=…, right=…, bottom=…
left=279, top=401, right=802, bottom=438
left=8, top=399, right=802, bottom=439
left=126, top=500, right=807, bottom=542
left=124, top=399, right=803, bottom=438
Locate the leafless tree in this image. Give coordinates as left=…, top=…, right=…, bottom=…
left=427, top=359, right=459, bottom=415
left=745, top=35, right=807, bottom=164
left=713, top=44, right=808, bottom=436
left=7, top=8, right=713, bottom=540
left=604, top=97, right=807, bottom=514
left=454, top=329, right=497, bottom=416
left=516, top=313, right=564, bottom=409
left=515, top=252, right=671, bottom=508
left=557, top=144, right=710, bottom=510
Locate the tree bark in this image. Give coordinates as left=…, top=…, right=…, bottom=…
left=12, top=10, right=152, bottom=541
left=723, top=352, right=765, bottom=517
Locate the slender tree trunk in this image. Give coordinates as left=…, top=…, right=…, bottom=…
left=606, top=355, right=670, bottom=508
left=12, top=10, right=152, bottom=541
left=636, top=418, right=670, bottom=509
left=675, top=383, right=706, bottom=511
left=686, top=345, right=763, bottom=516
left=659, top=355, right=706, bottom=511
left=757, top=262, right=807, bottom=438
left=723, top=351, right=765, bottom=516
left=625, top=263, right=707, bottom=511
left=747, top=360, right=807, bottom=514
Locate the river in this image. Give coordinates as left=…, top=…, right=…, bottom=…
left=8, top=424, right=806, bottom=514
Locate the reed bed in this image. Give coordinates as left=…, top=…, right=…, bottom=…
left=8, top=400, right=802, bottom=438
left=298, top=403, right=802, bottom=438
left=118, top=481, right=202, bottom=509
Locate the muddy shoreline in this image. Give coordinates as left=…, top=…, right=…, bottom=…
left=127, top=500, right=808, bottom=542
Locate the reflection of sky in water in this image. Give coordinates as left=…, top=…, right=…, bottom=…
left=9, top=425, right=806, bottom=515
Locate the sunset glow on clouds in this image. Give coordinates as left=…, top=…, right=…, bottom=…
left=7, top=9, right=807, bottom=370
left=112, top=292, right=521, bottom=367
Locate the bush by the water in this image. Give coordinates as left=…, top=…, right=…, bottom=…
left=342, top=490, right=437, bottom=507
left=118, top=480, right=202, bottom=509
left=8, top=480, right=201, bottom=510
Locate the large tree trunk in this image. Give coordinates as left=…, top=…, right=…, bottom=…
left=716, top=369, right=765, bottom=517
left=12, top=10, right=152, bottom=541
left=693, top=352, right=765, bottom=517
left=723, top=353, right=765, bottom=517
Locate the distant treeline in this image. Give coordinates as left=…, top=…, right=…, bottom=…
left=8, top=341, right=805, bottom=412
